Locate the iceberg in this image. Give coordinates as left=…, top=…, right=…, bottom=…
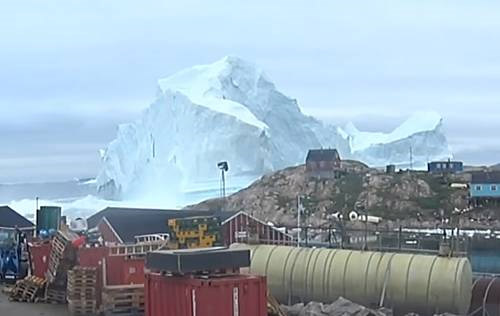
left=97, top=56, right=452, bottom=202
left=341, top=111, right=452, bottom=167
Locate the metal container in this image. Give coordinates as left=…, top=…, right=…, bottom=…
left=29, top=242, right=51, bottom=278
left=36, top=206, right=61, bottom=234
left=232, top=244, right=472, bottom=316
left=106, top=256, right=145, bottom=286
left=145, top=273, right=267, bottom=316
left=470, top=277, right=500, bottom=316
left=146, top=248, right=250, bottom=273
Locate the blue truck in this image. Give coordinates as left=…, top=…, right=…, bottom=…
left=0, top=228, right=28, bottom=282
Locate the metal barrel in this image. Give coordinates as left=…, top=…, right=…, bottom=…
left=232, top=244, right=472, bottom=316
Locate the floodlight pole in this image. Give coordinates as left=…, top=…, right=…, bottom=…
left=297, top=195, right=302, bottom=248
left=221, top=168, right=226, bottom=200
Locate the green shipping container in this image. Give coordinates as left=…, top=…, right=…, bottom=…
left=36, top=206, right=61, bottom=234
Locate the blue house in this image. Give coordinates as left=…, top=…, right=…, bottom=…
left=470, top=172, right=500, bottom=199
left=428, top=160, right=464, bottom=173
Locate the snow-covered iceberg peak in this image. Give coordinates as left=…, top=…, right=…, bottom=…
left=344, top=111, right=444, bottom=152
left=341, top=111, right=451, bottom=167
left=157, top=56, right=272, bottom=130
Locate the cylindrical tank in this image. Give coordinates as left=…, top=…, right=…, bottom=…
left=470, top=277, right=500, bottom=316
left=232, top=244, right=472, bottom=315
left=36, top=206, right=62, bottom=235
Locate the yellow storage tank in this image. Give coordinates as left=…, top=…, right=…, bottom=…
left=232, top=244, right=472, bottom=316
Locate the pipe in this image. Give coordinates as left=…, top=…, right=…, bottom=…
left=232, top=244, right=472, bottom=316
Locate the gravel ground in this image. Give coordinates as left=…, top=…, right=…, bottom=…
left=0, top=285, right=68, bottom=316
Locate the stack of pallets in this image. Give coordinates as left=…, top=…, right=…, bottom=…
left=44, top=285, right=67, bottom=304
left=102, top=284, right=145, bottom=316
left=44, top=230, right=77, bottom=304
left=8, top=276, right=46, bottom=303
left=67, top=267, right=98, bottom=316
left=46, top=231, right=76, bottom=286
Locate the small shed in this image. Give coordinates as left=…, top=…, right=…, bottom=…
left=386, top=164, right=396, bottom=174
left=0, top=206, right=35, bottom=236
left=306, top=149, right=341, bottom=178
left=428, top=160, right=464, bottom=173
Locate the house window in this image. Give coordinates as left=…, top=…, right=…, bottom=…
left=492, top=185, right=497, bottom=191
left=476, top=185, right=482, bottom=191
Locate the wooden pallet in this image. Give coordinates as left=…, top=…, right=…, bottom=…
left=46, top=231, right=77, bottom=287
left=102, top=285, right=145, bottom=316
left=8, top=276, right=47, bottom=303
left=102, top=307, right=144, bottom=316
left=44, top=287, right=67, bottom=304
left=68, top=298, right=97, bottom=316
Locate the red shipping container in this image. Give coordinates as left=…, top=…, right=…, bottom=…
left=78, top=246, right=108, bottom=268
left=145, top=273, right=267, bottom=316
left=105, top=256, right=145, bottom=286
left=29, top=242, right=51, bottom=278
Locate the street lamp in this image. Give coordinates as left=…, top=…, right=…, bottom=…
left=217, top=161, right=229, bottom=210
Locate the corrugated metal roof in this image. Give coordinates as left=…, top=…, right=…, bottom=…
left=0, top=206, right=34, bottom=229
left=471, top=172, right=500, bottom=184
left=306, top=149, right=340, bottom=162
left=87, top=207, right=236, bottom=243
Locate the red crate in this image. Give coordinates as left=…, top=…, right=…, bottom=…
left=29, top=241, right=51, bottom=278
left=145, top=273, right=267, bottom=316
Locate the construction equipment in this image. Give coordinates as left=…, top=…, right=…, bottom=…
left=0, top=228, right=29, bottom=282
left=167, top=216, right=222, bottom=249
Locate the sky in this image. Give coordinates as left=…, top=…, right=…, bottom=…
left=1, top=0, right=500, bottom=183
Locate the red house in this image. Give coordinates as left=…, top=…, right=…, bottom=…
left=305, top=149, right=341, bottom=178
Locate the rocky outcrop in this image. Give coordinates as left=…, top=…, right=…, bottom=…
left=189, top=162, right=470, bottom=227
left=282, top=297, right=392, bottom=316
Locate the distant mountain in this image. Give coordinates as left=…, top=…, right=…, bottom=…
left=490, top=163, right=500, bottom=171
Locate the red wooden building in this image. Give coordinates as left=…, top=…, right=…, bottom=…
left=87, top=207, right=293, bottom=246
left=305, top=148, right=342, bottom=179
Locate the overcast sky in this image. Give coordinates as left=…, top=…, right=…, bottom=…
left=1, top=0, right=499, bottom=183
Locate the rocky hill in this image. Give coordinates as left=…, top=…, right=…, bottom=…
left=189, top=160, right=474, bottom=228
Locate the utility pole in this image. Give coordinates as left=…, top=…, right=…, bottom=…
left=409, top=145, right=413, bottom=171
left=150, top=134, right=156, bottom=159
left=217, top=161, right=229, bottom=211
left=297, top=195, right=303, bottom=248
